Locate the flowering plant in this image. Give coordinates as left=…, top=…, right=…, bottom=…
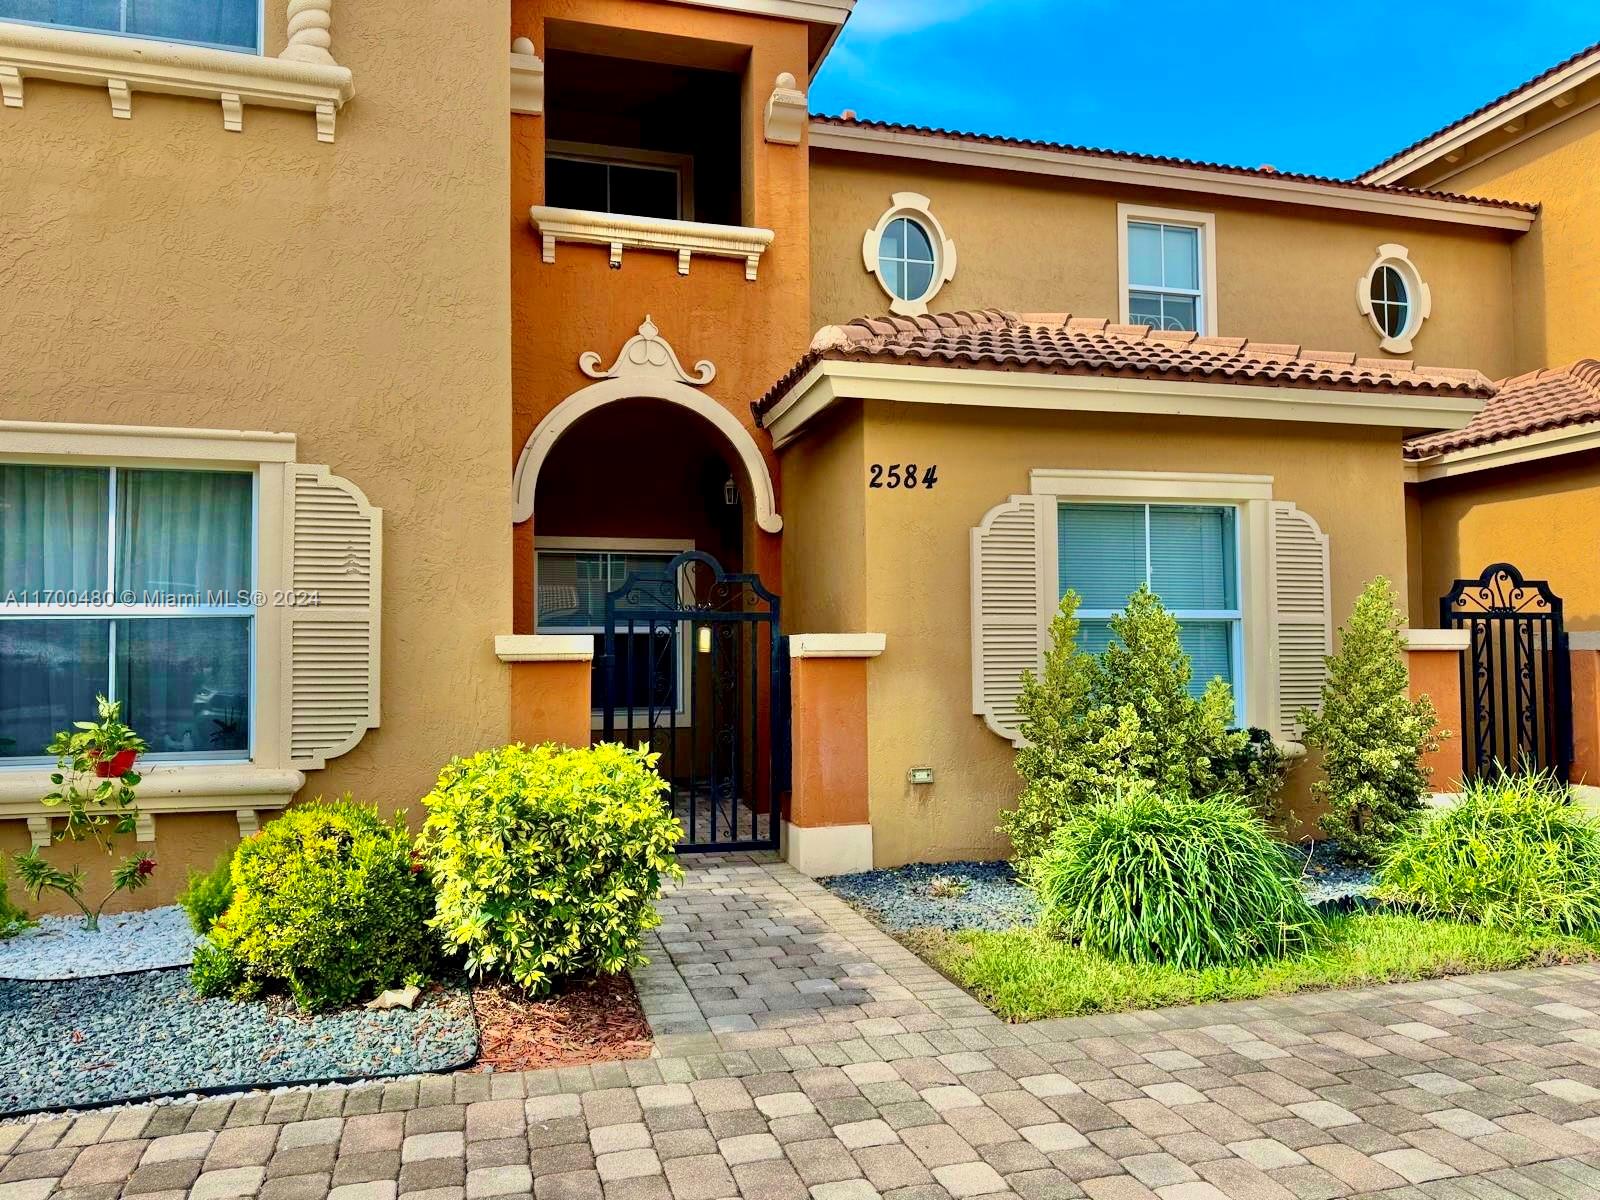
left=12, top=696, right=155, bottom=930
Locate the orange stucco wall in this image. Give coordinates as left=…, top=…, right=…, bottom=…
left=789, top=656, right=870, bottom=829
left=510, top=0, right=816, bottom=642
left=1407, top=647, right=1466, bottom=791
left=509, top=660, right=593, bottom=749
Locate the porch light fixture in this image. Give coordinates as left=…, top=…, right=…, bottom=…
left=723, top=476, right=740, bottom=506
left=697, top=625, right=713, bottom=655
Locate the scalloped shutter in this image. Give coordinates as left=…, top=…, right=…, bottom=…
left=1267, top=500, right=1331, bottom=741
left=971, top=494, right=1049, bottom=745
left=282, top=464, right=383, bottom=770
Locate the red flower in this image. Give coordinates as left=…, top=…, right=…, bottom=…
left=136, top=857, right=156, bottom=877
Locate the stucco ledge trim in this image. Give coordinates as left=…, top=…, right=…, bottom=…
left=495, top=634, right=595, bottom=663
left=1403, top=628, right=1472, bottom=651
left=0, top=764, right=303, bottom=822
left=0, top=23, right=354, bottom=140
left=789, top=633, right=886, bottom=659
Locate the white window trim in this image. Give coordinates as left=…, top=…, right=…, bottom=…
left=546, top=140, right=697, bottom=222
left=0, top=421, right=306, bottom=831
left=1356, top=243, right=1432, bottom=354
left=1117, top=203, right=1219, bottom=336
left=0, top=4, right=353, bottom=141
left=1030, top=470, right=1272, bottom=732
left=535, top=536, right=696, bottom=731
left=861, top=192, right=958, bottom=317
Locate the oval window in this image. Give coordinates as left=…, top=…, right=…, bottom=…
left=879, top=216, right=938, bottom=303
left=1369, top=263, right=1410, bottom=339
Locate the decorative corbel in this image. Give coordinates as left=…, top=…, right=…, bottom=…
left=25, top=816, right=50, bottom=850
left=315, top=102, right=336, bottom=143
left=220, top=91, right=243, bottom=132
left=764, top=72, right=806, bottom=145
left=107, top=78, right=130, bottom=119
left=136, top=813, right=156, bottom=844
left=0, top=66, right=22, bottom=109
left=511, top=36, right=544, bottom=116
left=236, top=809, right=260, bottom=839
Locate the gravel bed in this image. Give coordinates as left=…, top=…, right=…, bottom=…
left=823, top=861, right=1039, bottom=932
left=1290, top=841, right=1378, bottom=905
left=0, top=905, right=199, bottom=980
left=0, top=969, right=478, bottom=1116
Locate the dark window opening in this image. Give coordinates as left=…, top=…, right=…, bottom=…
left=543, top=49, right=743, bottom=226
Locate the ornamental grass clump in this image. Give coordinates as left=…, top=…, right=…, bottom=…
left=194, top=798, right=435, bottom=1012
left=1378, top=773, right=1600, bottom=935
left=1034, top=787, right=1321, bottom=970
left=419, top=742, right=683, bottom=996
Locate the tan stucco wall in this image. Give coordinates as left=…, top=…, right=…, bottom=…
left=0, top=2, right=513, bottom=909
left=779, top=400, right=1411, bottom=865
left=809, top=152, right=1522, bottom=380
left=1427, top=104, right=1600, bottom=375
left=779, top=401, right=867, bottom=635
left=1412, top=449, right=1600, bottom=633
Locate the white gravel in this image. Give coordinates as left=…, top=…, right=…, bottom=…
left=0, top=905, right=200, bottom=980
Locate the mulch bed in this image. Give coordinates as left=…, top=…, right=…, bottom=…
left=468, top=973, right=653, bottom=1072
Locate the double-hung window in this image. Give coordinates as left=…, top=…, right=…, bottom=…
left=0, top=463, right=255, bottom=764
left=0, top=0, right=263, bottom=53
left=1058, top=501, right=1243, bottom=722
left=545, top=142, right=693, bottom=223
left=535, top=544, right=688, bottom=723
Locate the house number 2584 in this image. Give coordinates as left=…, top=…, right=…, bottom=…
left=869, top=464, right=939, bottom=490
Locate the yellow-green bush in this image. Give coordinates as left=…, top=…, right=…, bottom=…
left=194, top=798, right=434, bottom=1011
left=418, top=742, right=682, bottom=995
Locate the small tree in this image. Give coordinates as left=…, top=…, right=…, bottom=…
left=1300, top=577, right=1439, bottom=863
left=1001, top=586, right=1251, bottom=863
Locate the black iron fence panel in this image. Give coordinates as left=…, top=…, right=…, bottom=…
left=1441, top=563, right=1573, bottom=782
left=601, top=551, right=786, bottom=851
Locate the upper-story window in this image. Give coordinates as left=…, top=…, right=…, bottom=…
left=543, top=48, right=741, bottom=226
left=546, top=143, right=693, bottom=222
left=0, top=0, right=261, bottom=52
left=862, top=193, right=958, bottom=317
left=0, top=462, right=256, bottom=763
left=1356, top=244, right=1431, bottom=354
left=1118, top=204, right=1217, bottom=335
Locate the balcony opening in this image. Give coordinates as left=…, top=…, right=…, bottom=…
left=544, top=48, right=743, bottom=227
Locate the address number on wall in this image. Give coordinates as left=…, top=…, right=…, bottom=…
left=869, top=464, right=939, bottom=490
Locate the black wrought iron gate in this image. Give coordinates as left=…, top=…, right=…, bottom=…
left=601, top=551, right=787, bottom=851
left=1441, top=563, right=1573, bottom=782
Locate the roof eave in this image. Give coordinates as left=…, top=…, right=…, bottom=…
left=760, top=358, right=1487, bottom=449
left=809, top=122, right=1537, bottom=232
left=1362, top=47, right=1600, bottom=187
left=1407, top=418, right=1600, bottom=482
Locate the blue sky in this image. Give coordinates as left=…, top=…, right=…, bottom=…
left=811, top=1, right=1600, bottom=179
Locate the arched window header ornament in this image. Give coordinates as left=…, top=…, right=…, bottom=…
left=862, top=192, right=957, bottom=317
left=512, top=317, right=780, bottom=534
left=579, top=316, right=715, bottom=387
left=1356, top=243, right=1432, bottom=354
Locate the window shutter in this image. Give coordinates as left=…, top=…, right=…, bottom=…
left=1267, top=500, right=1331, bottom=742
left=971, top=494, right=1048, bottom=746
left=282, top=464, right=382, bottom=770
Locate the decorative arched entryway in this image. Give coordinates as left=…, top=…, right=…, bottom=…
left=511, top=318, right=786, bottom=850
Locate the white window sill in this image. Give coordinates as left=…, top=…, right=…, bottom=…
left=529, top=206, right=775, bottom=281
left=0, top=762, right=303, bottom=844
left=0, top=22, right=354, bottom=140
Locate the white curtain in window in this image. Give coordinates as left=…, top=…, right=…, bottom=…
left=0, top=465, right=108, bottom=596
left=117, top=469, right=251, bottom=600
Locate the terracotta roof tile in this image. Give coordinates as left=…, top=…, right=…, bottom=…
left=810, top=113, right=1539, bottom=214
left=754, top=310, right=1498, bottom=417
left=1364, top=40, right=1600, bottom=179
left=1405, top=360, right=1600, bottom=459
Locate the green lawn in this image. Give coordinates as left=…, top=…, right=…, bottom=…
left=908, top=914, right=1600, bottom=1022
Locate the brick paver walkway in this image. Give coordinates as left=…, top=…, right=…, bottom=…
left=8, top=856, right=1600, bottom=1199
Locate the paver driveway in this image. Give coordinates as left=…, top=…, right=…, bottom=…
left=8, top=854, right=1600, bottom=1200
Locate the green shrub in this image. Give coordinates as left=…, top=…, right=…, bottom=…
left=1300, top=577, right=1440, bottom=863
left=1378, top=773, right=1600, bottom=934
left=201, top=798, right=435, bottom=1012
left=178, top=853, right=234, bottom=936
left=1002, top=587, right=1255, bottom=863
left=190, top=937, right=244, bottom=997
left=0, top=863, right=31, bottom=939
left=419, top=742, right=683, bottom=995
left=1034, top=787, right=1321, bottom=969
